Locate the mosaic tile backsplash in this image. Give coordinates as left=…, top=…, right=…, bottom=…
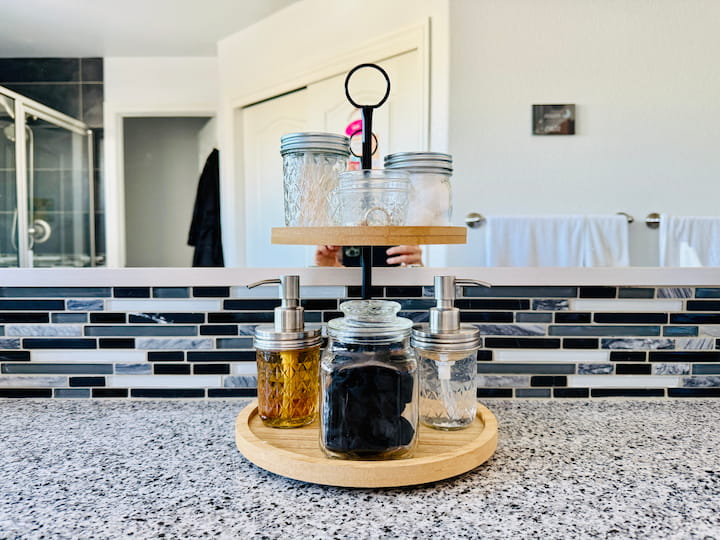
left=1, top=284, right=720, bottom=399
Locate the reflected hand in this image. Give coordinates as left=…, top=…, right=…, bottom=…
left=314, top=245, right=343, bottom=267
left=386, top=245, right=423, bottom=267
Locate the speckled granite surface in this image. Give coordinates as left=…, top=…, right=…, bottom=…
left=0, top=399, right=718, bottom=539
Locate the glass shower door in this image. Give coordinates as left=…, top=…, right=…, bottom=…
left=0, top=95, right=18, bottom=267
left=27, top=114, right=94, bottom=267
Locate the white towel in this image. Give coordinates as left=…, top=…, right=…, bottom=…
left=485, top=214, right=630, bottom=267
left=485, top=215, right=586, bottom=266
left=659, top=214, right=720, bottom=266
left=584, top=214, right=630, bottom=267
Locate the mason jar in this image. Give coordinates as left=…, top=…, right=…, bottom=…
left=280, top=132, right=350, bottom=226
left=320, top=300, right=418, bottom=460
left=383, top=152, right=453, bottom=226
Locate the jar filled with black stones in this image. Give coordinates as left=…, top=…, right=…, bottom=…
left=320, top=300, right=418, bottom=460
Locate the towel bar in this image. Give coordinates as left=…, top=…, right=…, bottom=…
left=464, top=212, right=634, bottom=228
left=646, top=213, right=661, bottom=229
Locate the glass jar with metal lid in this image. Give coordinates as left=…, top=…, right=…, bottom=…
left=412, top=275, right=490, bottom=430
left=383, top=152, right=453, bottom=226
left=249, top=275, right=322, bottom=428
left=280, top=132, right=350, bottom=226
left=320, top=300, right=418, bottom=460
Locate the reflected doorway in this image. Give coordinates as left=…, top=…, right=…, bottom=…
left=123, top=116, right=215, bottom=267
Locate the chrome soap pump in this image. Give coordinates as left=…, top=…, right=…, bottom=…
left=411, top=275, right=490, bottom=430
left=248, top=275, right=322, bottom=428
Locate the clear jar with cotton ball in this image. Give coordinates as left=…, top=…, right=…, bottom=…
left=412, top=275, right=490, bottom=430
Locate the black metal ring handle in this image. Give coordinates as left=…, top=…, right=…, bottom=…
left=344, top=63, right=391, bottom=109
left=348, top=129, right=378, bottom=158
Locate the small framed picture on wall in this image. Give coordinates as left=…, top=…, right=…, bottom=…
left=532, top=104, right=575, bottom=135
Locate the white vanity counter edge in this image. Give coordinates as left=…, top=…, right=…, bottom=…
left=0, top=266, right=717, bottom=287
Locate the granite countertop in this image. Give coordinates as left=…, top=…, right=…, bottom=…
left=0, top=399, right=718, bottom=539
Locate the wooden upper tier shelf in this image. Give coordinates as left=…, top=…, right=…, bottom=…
left=271, top=226, right=467, bottom=246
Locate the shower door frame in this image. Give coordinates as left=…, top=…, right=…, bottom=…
left=0, top=85, right=95, bottom=267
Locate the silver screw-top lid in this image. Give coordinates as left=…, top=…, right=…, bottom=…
left=384, top=152, right=453, bottom=174
left=280, top=132, right=350, bottom=157
left=248, top=275, right=322, bottom=351
left=411, top=275, right=490, bottom=353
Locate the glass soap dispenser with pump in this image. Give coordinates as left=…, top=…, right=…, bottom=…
left=412, top=275, right=490, bottom=430
left=248, top=275, right=322, bottom=428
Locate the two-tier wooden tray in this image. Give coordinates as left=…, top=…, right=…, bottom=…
left=272, top=225, right=467, bottom=246
left=235, top=401, right=498, bottom=488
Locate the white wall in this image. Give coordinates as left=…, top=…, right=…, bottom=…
left=216, top=0, right=450, bottom=267
left=103, top=57, right=218, bottom=267
left=447, top=0, right=720, bottom=266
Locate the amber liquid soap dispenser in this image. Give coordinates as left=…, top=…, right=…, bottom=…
left=248, top=275, right=322, bottom=428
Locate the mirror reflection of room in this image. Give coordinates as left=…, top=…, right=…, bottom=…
left=2, top=0, right=719, bottom=269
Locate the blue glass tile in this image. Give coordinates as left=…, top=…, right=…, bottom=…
left=476, top=389, right=512, bottom=398
left=200, top=325, right=238, bottom=336
left=579, top=287, right=616, bottom=298
left=484, top=337, right=560, bottom=348
left=460, top=312, right=514, bottom=323
left=618, top=288, right=655, bottom=299
left=85, top=326, right=198, bottom=337
left=217, top=338, right=254, bottom=349
left=153, top=364, right=191, bottom=375
left=594, top=313, right=667, bottom=324
left=2, top=363, right=113, bottom=374
left=90, top=313, right=126, bottom=323
left=0, top=287, right=110, bottom=298
left=92, top=388, right=128, bottom=398
left=23, top=338, right=96, bottom=349
left=554, top=388, right=589, bottom=398
left=0, top=312, right=49, bottom=323
left=385, top=287, right=424, bottom=297
left=148, top=352, right=184, bottom=362
left=530, top=376, right=567, bottom=386
left=693, top=365, right=720, bottom=375
left=696, top=288, right=720, bottom=298
left=99, top=339, right=135, bottom=349
left=516, top=313, right=552, bottom=323
left=193, top=287, right=230, bottom=298
left=153, top=288, right=190, bottom=298
left=515, top=388, right=551, bottom=398
left=194, top=364, right=230, bottom=375
left=0, top=300, right=65, bottom=311
left=687, top=301, right=720, bottom=311
left=0, top=351, right=30, bottom=361
left=671, top=313, right=720, bottom=324
left=0, top=389, right=52, bottom=398
left=187, top=351, right=254, bottom=362
left=550, top=326, right=661, bottom=336
left=457, top=299, right=530, bottom=310
left=137, top=338, right=211, bottom=350
left=131, top=389, right=205, bottom=398
left=610, top=351, right=647, bottom=361
left=649, top=351, right=720, bottom=362
left=208, top=313, right=273, bottom=324
left=555, top=313, right=591, bottom=323
left=305, top=313, right=322, bottom=323
left=563, top=338, right=599, bottom=349
left=54, top=388, right=90, bottom=398
left=477, top=362, right=575, bottom=375
left=208, top=388, right=256, bottom=398
left=615, top=363, right=651, bottom=375
left=69, top=376, right=105, bottom=387
left=592, top=389, right=665, bottom=397
left=668, top=388, right=720, bottom=397
left=462, top=286, right=577, bottom=298
left=113, top=287, right=150, bottom=298
left=52, top=313, right=88, bottom=324
left=302, top=300, right=338, bottom=311
left=663, top=326, right=698, bottom=336
left=67, top=299, right=103, bottom=311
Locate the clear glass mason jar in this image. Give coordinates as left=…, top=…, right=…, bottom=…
left=280, top=132, right=350, bottom=226
left=332, top=169, right=410, bottom=226
left=320, top=300, right=418, bottom=460
left=384, top=152, right=453, bottom=226
left=414, top=347, right=478, bottom=430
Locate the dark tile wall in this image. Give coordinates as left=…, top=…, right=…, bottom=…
left=0, top=58, right=105, bottom=263
left=1, top=283, right=720, bottom=399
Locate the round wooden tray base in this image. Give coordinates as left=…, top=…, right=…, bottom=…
left=271, top=226, right=467, bottom=246
left=235, top=401, right=498, bottom=488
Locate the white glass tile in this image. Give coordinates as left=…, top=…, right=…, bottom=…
left=568, top=375, right=680, bottom=388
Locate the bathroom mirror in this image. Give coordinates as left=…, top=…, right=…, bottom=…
left=2, top=0, right=718, bottom=269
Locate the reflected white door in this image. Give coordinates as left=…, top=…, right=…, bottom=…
left=242, top=50, right=427, bottom=267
